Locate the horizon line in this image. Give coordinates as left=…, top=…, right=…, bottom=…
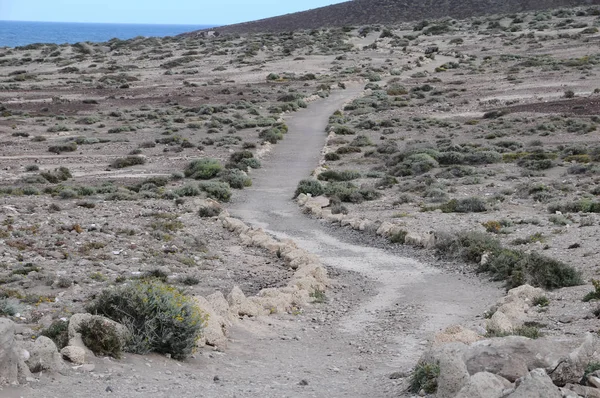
left=0, top=19, right=222, bottom=27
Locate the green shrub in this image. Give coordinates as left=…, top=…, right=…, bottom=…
left=583, top=279, right=600, bottom=302
left=220, top=169, right=251, bottom=189
left=110, top=156, right=146, bottom=169
left=259, top=124, right=288, bottom=144
left=41, top=319, right=69, bottom=349
left=548, top=200, right=600, bottom=214
left=198, top=205, right=221, bottom=218
left=199, top=181, right=232, bottom=202
left=435, top=231, right=581, bottom=289
left=317, top=170, right=361, bottom=182
left=350, top=135, right=373, bottom=147
left=0, top=297, right=21, bottom=316
left=174, top=184, right=201, bottom=197
left=295, top=179, right=324, bottom=198
left=325, top=152, right=341, bottom=161
left=440, top=197, right=487, bottom=213
left=409, top=361, right=440, bottom=394
left=48, top=142, right=77, bottom=154
left=79, top=317, right=125, bottom=359
left=464, top=151, right=502, bottom=165
left=87, top=280, right=205, bottom=360
left=185, top=158, right=222, bottom=180
left=389, top=230, right=408, bottom=244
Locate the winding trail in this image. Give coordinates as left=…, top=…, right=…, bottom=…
left=223, top=68, right=503, bottom=395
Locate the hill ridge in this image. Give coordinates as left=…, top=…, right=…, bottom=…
left=186, top=0, right=600, bottom=35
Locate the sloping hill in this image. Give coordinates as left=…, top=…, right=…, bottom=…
left=189, top=0, right=600, bottom=35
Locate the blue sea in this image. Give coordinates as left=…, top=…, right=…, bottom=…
left=0, top=20, right=216, bottom=48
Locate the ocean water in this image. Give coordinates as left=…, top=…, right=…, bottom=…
left=0, top=20, right=216, bottom=48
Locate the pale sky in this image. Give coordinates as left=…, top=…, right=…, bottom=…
left=0, top=0, right=348, bottom=25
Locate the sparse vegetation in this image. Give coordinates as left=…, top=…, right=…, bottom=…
left=87, top=280, right=206, bottom=360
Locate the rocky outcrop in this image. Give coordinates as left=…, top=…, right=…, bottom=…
left=507, top=368, right=562, bottom=398
left=60, top=313, right=130, bottom=364
left=0, top=318, right=21, bottom=385
left=486, top=284, right=545, bottom=333
left=21, top=336, right=64, bottom=373
left=406, top=281, right=600, bottom=397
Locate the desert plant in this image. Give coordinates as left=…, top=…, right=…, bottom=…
left=440, top=197, right=487, bottom=213
left=79, top=317, right=125, bottom=359
left=199, top=181, right=232, bottom=202
left=220, top=169, right=251, bottom=189
left=583, top=279, right=600, bottom=302
left=48, top=142, right=77, bottom=154
left=409, top=361, right=440, bottom=394
left=110, top=156, right=146, bottom=169
left=317, top=170, right=361, bottom=182
left=185, top=158, right=222, bottom=180
left=40, top=319, right=69, bottom=349
left=87, top=280, right=205, bottom=360
left=295, top=179, right=324, bottom=198
left=0, top=297, right=21, bottom=316
left=40, top=167, right=72, bottom=183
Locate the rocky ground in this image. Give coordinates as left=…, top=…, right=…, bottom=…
left=1, top=5, right=600, bottom=398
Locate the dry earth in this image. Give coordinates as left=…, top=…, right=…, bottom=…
left=0, top=5, right=599, bottom=398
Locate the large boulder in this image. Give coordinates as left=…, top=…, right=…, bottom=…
left=0, top=318, right=19, bottom=385
left=563, top=383, right=600, bottom=398
left=227, top=286, right=268, bottom=317
left=465, top=337, right=571, bottom=382
left=67, top=313, right=129, bottom=360
left=22, top=336, right=64, bottom=373
left=549, top=333, right=600, bottom=386
left=421, top=343, right=469, bottom=398
left=433, top=325, right=482, bottom=347
left=454, top=371, right=511, bottom=398
left=193, top=296, right=229, bottom=349
left=60, top=346, right=86, bottom=365
left=507, top=368, right=561, bottom=398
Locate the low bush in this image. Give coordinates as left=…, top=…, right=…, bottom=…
left=435, top=232, right=582, bottom=289
left=409, top=361, right=440, bottom=394
left=79, top=317, right=125, bottom=359
left=199, top=181, right=232, bottom=202
left=548, top=200, right=600, bottom=214
left=259, top=124, right=288, bottom=144
left=41, top=319, right=69, bottom=349
left=325, top=152, right=341, bottom=161
left=295, top=179, right=324, bottom=198
left=185, top=158, right=222, bottom=180
left=48, top=142, right=77, bottom=154
left=0, top=297, right=21, bottom=316
left=220, top=169, right=251, bottom=189
left=317, top=170, right=361, bottom=182
left=583, top=279, right=600, bottom=302
left=110, top=156, right=146, bottom=169
left=439, top=197, right=487, bottom=213
left=87, top=280, right=205, bottom=360
left=40, top=167, right=73, bottom=184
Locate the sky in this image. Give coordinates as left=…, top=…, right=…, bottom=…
left=0, top=0, right=348, bottom=25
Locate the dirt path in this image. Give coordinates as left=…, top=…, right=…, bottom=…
left=8, top=58, right=503, bottom=398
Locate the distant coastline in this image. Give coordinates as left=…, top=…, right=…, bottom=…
left=0, top=20, right=217, bottom=47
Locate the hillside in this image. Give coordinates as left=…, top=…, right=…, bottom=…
left=186, top=0, right=600, bottom=35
